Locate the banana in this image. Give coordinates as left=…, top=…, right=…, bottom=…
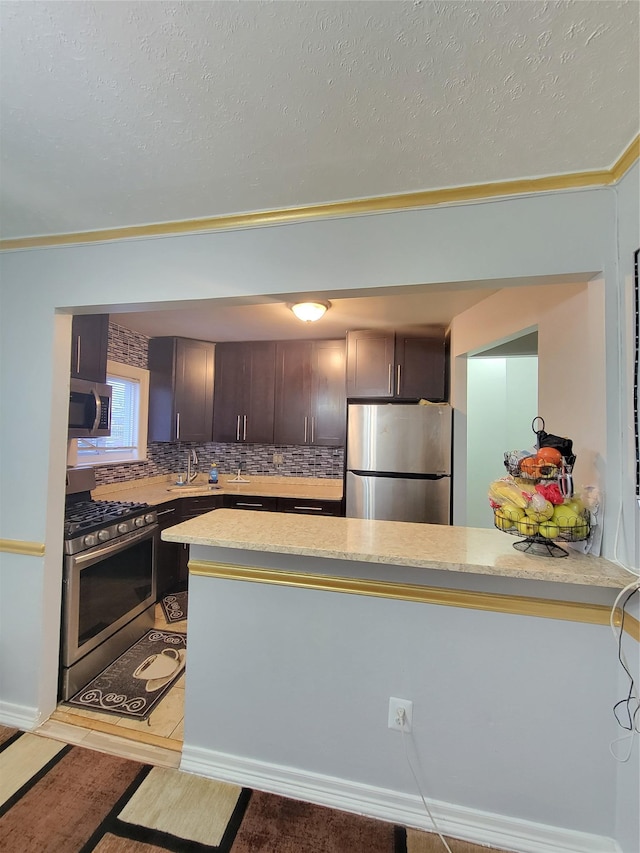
left=489, top=479, right=530, bottom=509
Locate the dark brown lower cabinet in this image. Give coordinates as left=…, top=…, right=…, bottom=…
left=224, top=494, right=343, bottom=516
left=223, top=494, right=278, bottom=512
left=276, top=497, right=343, bottom=516
left=156, top=491, right=344, bottom=598
left=155, top=502, right=185, bottom=597
left=173, top=495, right=224, bottom=590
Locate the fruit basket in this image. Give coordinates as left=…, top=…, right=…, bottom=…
left=489, top=417, right=590, bottom=558
left=503, top=450, right=568, bottom=482
left=492, top=498, right=590, bottom=557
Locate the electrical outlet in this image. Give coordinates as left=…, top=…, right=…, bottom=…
left=388, top=697, right=413, bottom=732
left=272, top=453, right=284, bottom=464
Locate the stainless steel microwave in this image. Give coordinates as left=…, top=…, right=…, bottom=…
left=68, top=378, right=112, bottom=438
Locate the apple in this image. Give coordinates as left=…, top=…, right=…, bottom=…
left=525, top=499, right=554, bottom=522
left=501, top=503, right=525, bottom=522
left=538, top=520, right=560, bottom=539
left=515, top=518, right=539, bottom=537
left=573, top=521, right=589, bottom=540
left=552, top=504, right=580, bottom=529
left=565, top=498, right=585, bottom=514
left=495, top=511, right=513, bottom=530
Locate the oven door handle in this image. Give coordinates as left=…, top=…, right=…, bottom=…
left=70, top=524, right=158, bottom=568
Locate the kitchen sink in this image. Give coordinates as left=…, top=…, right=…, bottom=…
left=166, top=485, right=222, bottom=493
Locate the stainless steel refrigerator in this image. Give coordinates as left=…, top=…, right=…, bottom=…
left=345, top=403, right=452, bottom=524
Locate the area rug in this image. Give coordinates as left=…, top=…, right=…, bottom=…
left=66, top=630, right=186, bottom=720
left=0, top=729, right=514, bottom=853
left=160, top=590, right=188, bottom=623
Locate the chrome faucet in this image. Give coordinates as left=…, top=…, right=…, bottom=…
left=187, top=448, right=198, bottom=483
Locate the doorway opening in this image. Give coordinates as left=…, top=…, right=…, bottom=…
left=466, top=331, right=538, bottom=529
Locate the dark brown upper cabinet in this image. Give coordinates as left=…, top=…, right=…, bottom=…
left=274, top=339, right=346, bottom=446
left=346, top=327, right=448, bottom=401
left=148, top=337, right=215, bottom=442
left=70, top=314, right=109, bottom=383
left=212, top=341, right=276, bottom=444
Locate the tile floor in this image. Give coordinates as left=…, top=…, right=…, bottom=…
left=36, top=603, right=186, bottom=767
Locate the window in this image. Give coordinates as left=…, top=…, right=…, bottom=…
left=75, top=361, right=149, bottom=465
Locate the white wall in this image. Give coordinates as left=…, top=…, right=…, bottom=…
left=0, top=185, right=636, bottom=844
left=614, top=163, right=640, bottom=570
left=450, top=282, right=609, bottom=538
left=182, top=560, right=623, bottom=852
left=466, top=356, right=538, bottom=528
left=611, top=162, right=640, bottom=853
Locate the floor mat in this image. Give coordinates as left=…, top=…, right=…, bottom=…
left=159, top=591, right=188, bottom=624
left=66, top=630, right=186, bottom=720
left=0, top=735, right=514, bottom=853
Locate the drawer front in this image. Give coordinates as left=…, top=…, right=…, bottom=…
left=223, top=495, right=279, bottom=512
left=276, top=497, right=343, bottom=516
left=181, top=495, right=224, bottom=519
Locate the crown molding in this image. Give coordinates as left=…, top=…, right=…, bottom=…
left=610, top=133, right=640, bottom=181
left=1, top=135, right=638, bottom=252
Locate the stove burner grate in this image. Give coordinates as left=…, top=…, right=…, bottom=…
left=64, top=499, right=152, bottom=539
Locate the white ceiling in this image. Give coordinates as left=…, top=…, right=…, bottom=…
left=1, top=0, right=638, bottom=242
left=1, top=2, right=636, bottom=342
left=111, top=275, right=588, bottom=342
left=113, top=282, right=500, bottom=341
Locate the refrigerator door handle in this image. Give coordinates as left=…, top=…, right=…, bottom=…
left=349, top=469, right=450, bottom=480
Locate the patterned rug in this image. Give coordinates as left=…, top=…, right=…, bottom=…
left=160, top=590, right=188, bottom=624
left=0, top=727, right=514, bottom=853
left=66, top=630, right=186, bottom=720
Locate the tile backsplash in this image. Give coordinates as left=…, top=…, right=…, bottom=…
left=94, top=323, right=344, bottom=487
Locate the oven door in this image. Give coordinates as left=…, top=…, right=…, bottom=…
left=61, top=523, right=158, bottom=668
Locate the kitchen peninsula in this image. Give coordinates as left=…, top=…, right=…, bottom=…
left=162, top=509, right=635, bottom=853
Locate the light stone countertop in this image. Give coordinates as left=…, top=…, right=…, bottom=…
left=162, top=508, right=631, bottom=589
left=93, top=474, right=343, bottom=505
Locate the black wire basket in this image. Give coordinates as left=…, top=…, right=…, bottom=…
left=503, top=451, right=569, bottom=482
left=493, top=507, right=590, bottom=558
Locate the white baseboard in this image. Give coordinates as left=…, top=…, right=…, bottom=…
left=181, top=745, right=620, bottom=853
left=0, top=700, right=43, bottom=731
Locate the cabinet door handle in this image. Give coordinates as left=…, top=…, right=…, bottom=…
left=236, top=501, right=263, bottom=508
left=388, top=363, right=393, bottom=395
left=236, top=414, right=241, bottom=441
left=396, top=364, right=401, bottom=396
left=304, top=416, right=308, bottom=443
left=294, top=505, right=323, bottom=511
left=311, top=416, right=315, bottom=443
left=243, top=414, right=247, bottom=441
left=76, top=337, right=81, bottom=374
left=176, top=412, right=181, bottom=440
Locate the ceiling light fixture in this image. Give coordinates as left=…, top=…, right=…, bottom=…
left=290, top=301, right=331, bottom=322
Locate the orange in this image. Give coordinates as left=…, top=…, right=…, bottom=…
left=519, top=456, right=541, bottom=478
left=537, top=447, right=563, bottom=466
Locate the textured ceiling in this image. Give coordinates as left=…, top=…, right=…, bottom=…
left=1, top=0, right=638, bottom=240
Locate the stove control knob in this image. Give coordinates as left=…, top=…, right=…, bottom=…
left=117, top=522, right=129, bottom=535
left=134, top=516, right=145, bottom=528
left=98, top=529, right=110, bottom=542
left=84, top=533, right=97, bottom=548
left=145, top=513, right=155, bottom=524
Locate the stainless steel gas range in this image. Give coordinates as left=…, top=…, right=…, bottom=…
left=60, top=468, right=158, bottom=700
